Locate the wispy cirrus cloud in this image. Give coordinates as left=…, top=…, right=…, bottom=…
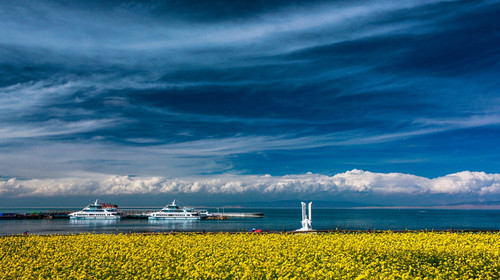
left=0, top=0, right=499, bottom=185
left=415, top=115, right=500, bottom=128
left=0, top=1, right=452, bottom=54
left=0, top=119, right=119, bottom=140
left=1, top=113, right=499, bottom=179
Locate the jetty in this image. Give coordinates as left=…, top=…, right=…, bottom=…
left=0, top=210, right=264, bottom=220
left=0, top=211, right=72, bottom=220
left=222, top=212, right=264, bottom=217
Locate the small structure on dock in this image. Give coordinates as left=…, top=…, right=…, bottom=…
left=296, top=201, right=313, bottom=231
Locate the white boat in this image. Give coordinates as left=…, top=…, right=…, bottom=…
left=69, top=199, right=120, bottom=220
left=148, top=200, right=205, bottom=220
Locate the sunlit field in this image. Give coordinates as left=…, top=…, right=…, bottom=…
left=1, top=232, right=499, bottom=279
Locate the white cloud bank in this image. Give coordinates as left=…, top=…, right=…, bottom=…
left=1, top=170, right=500, bottom=198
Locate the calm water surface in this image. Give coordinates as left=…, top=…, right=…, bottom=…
left=1, top=208, right=499, bottom=235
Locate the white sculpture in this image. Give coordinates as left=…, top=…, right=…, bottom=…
left=296, top=201, right=313, bottom=231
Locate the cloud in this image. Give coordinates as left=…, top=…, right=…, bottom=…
left=0, top=119, right=119, bottom=140
left=415, top=115, right=500, bottom=128
left=0, top=1, right=446, bottom=54
left=0, top=0, right=499, bottom=184
left=431, top=171, right=500, bottom=194
left=2, top=170, right=500, bottom=200
left=0, top=116, right=498, bottom=179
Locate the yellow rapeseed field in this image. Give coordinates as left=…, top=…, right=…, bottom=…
left=1, top=232, right=499, bottom=279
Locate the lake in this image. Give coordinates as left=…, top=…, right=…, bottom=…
left=1, top=208, right=499, bottom=235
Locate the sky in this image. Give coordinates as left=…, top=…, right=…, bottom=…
left=1, top=0, right=500, bottom=207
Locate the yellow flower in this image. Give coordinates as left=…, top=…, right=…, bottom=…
left=1, top=232, right=500, bottom=279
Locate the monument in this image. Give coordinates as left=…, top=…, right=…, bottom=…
left=296, top=201, right=313, bottom=231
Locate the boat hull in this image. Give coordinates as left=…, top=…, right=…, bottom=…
left=69, top=216, right=120, bottom=220
left=148, top=216, right=201, bottom=220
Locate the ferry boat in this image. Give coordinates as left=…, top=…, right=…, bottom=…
left=148, top=200, right=205, bottom=220
left=69, top=199, right=120, bottom=220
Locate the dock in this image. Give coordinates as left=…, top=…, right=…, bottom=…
left=0, top=210, right=264, bottom=220
left=211, top=212, right=264, bottom=218
left=0, top=211, right=72, bottom=220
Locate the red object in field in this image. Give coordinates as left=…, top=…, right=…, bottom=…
left=254, top=229, right=262, bottom=233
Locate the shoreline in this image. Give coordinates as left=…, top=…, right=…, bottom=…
left=3, top=228, right=500, bottom=237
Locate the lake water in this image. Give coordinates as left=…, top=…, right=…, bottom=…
left=1, top=208, right=499, bottom=235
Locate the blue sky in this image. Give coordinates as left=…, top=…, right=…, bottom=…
left=1, top=0, right=500, bottom=207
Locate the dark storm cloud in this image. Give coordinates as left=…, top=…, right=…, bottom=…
left=0, top=0, right=500, bottom=204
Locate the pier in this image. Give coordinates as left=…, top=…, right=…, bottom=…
left=0, top=211, right=72, bottom=220
left=0, top=210, right=264, bottom=220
